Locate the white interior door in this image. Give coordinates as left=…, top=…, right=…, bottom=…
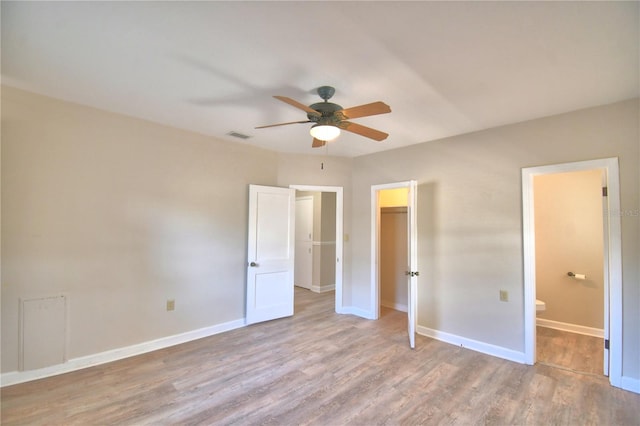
left=407, top=181, right=418, bottom=349
left=246, top=185, right=295, bottom=325
left=294, top=196, right=313, bottom=290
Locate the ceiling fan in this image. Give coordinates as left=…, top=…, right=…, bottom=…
left=255, top=86, right=391, bottom=148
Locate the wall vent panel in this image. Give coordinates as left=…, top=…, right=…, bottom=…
left=19, top=295, right=67, bottom=371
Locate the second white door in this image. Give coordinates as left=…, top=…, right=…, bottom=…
left=295, top=196, right=313, bottom=290
left=246, top=185, right=295, bottom=325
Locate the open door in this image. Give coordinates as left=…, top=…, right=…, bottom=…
left=246, top=184, right=295, bottom=325
left=407, top=181, right=418, bottom=349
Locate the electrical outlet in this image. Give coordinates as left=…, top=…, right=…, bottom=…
left=499, top=290, right=508, bottom=302
left=166, top=299, right=175, bottom=311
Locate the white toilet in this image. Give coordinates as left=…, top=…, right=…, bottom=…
left=536, top=299, right=546, bottom=313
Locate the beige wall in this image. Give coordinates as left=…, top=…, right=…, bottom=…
left=534, top=169, right=604, bottom=329
left=1, top=87, right=278, bottom=372
left=350, top=99, right=639, bottom=379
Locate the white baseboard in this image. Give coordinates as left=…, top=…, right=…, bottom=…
left=621, top=376, right=640, bottom=394
left=310, top=284, right=335, bottom=293
left=1, top=318, right=246, bottom=387
left=381, top=300, right=408, bottom=313
left=341, top=306, right=376, bottom=320
left=536, top=318, right=604, bottom=338
left=417, top=325, right=526, bottom=364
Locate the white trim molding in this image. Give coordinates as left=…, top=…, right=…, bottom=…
left=536, top=318, right=604, bottom=338
left=310, top=284, right=336, bottom=293
left=341, top=306, right=376, bottom=320
left=381, top=300, right=408, bottom=313
left=417, top=326, right=526, bottom=364
left=621, top=377, right=640, bottom=394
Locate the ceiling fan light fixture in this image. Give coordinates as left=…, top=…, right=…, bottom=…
left=309, top=124, right=340, bottom=141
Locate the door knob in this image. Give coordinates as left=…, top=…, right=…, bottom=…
left=250, top=261, right=258, bottom=267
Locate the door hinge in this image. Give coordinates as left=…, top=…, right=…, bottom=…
left=605, top=339, right=610, bottom=350
left=602, top=187, right=608, bottom=197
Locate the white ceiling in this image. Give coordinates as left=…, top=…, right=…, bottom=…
left=2, top=1, right=638, bottom=158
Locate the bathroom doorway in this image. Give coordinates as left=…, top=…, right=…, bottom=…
left=522, top=158, right=623, bottom=387
left=532, top=168, right=605, bottom=375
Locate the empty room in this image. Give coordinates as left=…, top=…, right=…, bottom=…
left=2, top=1, right=639, bottom=424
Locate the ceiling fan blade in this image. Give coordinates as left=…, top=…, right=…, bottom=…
left=255, top=120, right=311, bottom=129
left=273, top=96, right=321, bottom=117
left=312, top=138, right=327, bottom=148
left=337, top=101, right=391, bottom=120
left=339, top=121, right=389, bottom=141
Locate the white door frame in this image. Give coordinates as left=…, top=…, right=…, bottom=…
left=290, top=185, right=344, bottom=314
left=522, top=157, right=622, bottom=387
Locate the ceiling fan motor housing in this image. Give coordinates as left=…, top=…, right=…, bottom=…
left=307, top=86, right=343, bottom=124
left=308, top=101, right=344, bottom=124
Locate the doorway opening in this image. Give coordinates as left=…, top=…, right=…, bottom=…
left=290, top=185, right=344, bottom=314
left=522, top=158, right=622, bottom=387
left=294, top=191, right=336, bottom=293
left=371, top=181, right=418, bottom=348
left=379, top=197, right=409, bottom=314
left=532, top=168, right=605, bottom=375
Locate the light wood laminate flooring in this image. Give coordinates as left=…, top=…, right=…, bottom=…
left=2, top=288, right=639, bottom=425
left=537, top=326, right=604, bottom=376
